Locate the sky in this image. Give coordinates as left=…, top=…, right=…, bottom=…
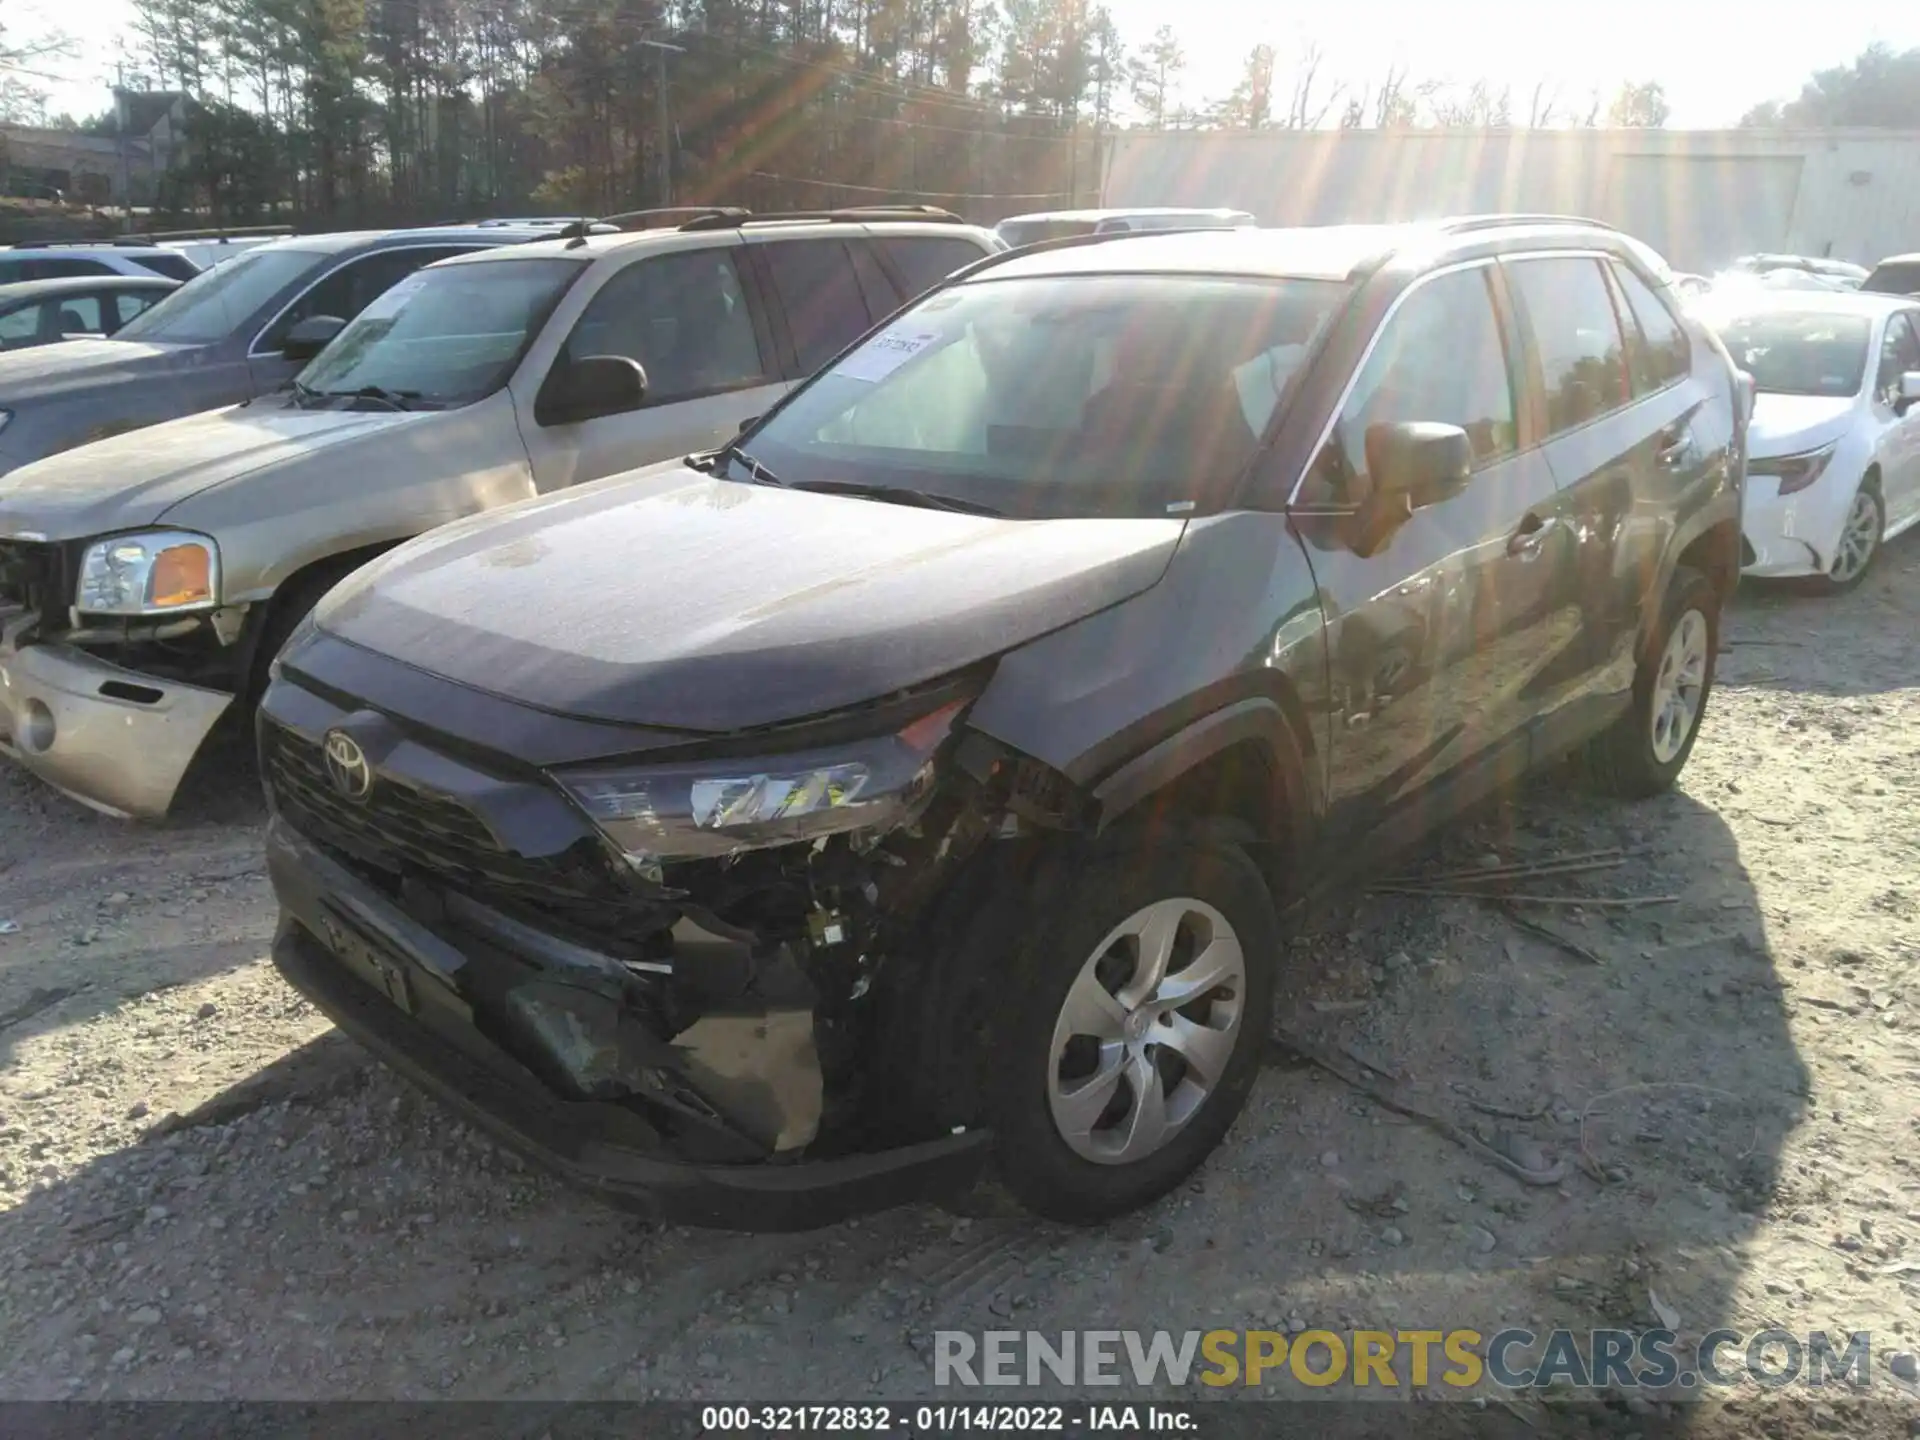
left=9, top=0, right=1920, bottom=127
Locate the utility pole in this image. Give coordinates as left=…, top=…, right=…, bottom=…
left=638, top=38, right=684, bottom=207
left=114, top=60, right=133, bottom=232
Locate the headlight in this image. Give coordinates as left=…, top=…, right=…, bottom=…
left=76, top=530, right=220, bottom=615
left=559, top=699, right=967, bottom=864
left=1749, top=443, right=1835, bottom=497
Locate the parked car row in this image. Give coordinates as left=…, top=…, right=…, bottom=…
left=13, top=205, right=1912, bottom=1239
left=2, top=208, right=1762, bottom=1232
left=0, top=207, right=1008, bottom=817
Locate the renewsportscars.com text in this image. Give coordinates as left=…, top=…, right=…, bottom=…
left=934, top=1328, right=1877, bottom=1392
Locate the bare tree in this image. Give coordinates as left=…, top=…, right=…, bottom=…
left=1284, top=41, right=1322, bottom=128
left=1525, top=79, right=1560, bottom=128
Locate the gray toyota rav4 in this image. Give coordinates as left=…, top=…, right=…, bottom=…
left=259, top=216, right=1747, bottom=1231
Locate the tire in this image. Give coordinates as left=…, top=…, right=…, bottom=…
left=1804, top=476, right=1883, bottom=596
left=242, top=564, right=359, bottom=707
left=983, top=833, right=1279, bottom=1224
left=1578, top=563, right=1719, bottom=799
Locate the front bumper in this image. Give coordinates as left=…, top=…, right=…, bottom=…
left=0, top=610, right=233, bottom=818
left=265, top=818, right=993, bottom=1231
left=1739, top=477, right=1843, bottom=579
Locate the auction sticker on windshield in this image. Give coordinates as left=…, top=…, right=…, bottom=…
left=837, top=328, right=941, bottom=383
left=359, top=273, right=429, bottom=322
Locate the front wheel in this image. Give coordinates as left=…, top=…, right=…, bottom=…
left=1578, top=563, right=1719, bottom=799
left=987, top=835, right=1278, bottom=1224
left=1806, top=479, right=1883, bottom=595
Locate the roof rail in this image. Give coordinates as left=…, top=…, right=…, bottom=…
left=144, top=224, right=295, bottom=242
left=543, top=208, right=735, bottom=245
left=677, top=205, right=965, bottom=232
left=6, top=236, right=168, bottom=250
left=1436, top=213, right=1618, bottom=235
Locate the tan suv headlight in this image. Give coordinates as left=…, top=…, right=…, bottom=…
left=76, top=530, right=220, bottom=615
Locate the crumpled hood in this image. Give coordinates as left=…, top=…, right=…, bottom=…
left=0, top=337, right=193, bottom=402
left=0, top=404, right=427, bottom=541
left=317, top=464, right=1186, bottom=732
left=1748, top=394, right=1857, bottom=459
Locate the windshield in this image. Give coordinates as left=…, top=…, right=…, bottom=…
left=115, top=247, right=321, bottom=345
left=1863, top=261, right=1920, bottom=297
left=296, top=257, right=586, bottom=407
left=1708, top=311, right=1872, bottom=398
left=742, top=272, right=1350, bottom=518
left=997, top=219, right=1100, bottom=248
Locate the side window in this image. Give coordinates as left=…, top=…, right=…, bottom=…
left=559, top=247, right=766, bottom=405
left=1505, top=257, right=1631, bottom=435
left=1609, top=261, right=1691, bottom=394
left=26, top=258, right=115, bottom=279
left=876, top=237, right=988, bottom=300
left=1304, top=266, right=1516, bottom=504
left=847, top=243, right=899, bottom=319
left=0, top=304, right=43, bottom=347
left=760, top=239, right=875, bottom=373
left=1877, top=314, right=1920, bottom=395
left=258, top=246, right=473, bottom=351
left=114, top=291, right=161, bottom=327
left=51, top=295, right=104, bottom=336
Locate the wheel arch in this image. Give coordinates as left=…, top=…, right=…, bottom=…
left=237, top=540, right=397, bottom=692
left=1087, top=690, right=1314, bottom=888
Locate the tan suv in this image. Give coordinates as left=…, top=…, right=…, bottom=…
left=0, top=207, right=1003, bottom=817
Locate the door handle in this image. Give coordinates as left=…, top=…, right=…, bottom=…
left=1657, top=431, right=1691, bottom=468
left=1507, top=512, right=1556, bottom=556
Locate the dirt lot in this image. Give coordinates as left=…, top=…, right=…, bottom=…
left=1, top=550, right=1918, bottom=1435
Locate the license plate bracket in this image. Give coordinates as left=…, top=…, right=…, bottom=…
left=319, top=905, right=415, bottom=1015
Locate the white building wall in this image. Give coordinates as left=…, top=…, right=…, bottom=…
left=1100, top=128, right=1920, bottom=273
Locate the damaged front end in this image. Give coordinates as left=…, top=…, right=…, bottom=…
left=259, top=663, right=1089, bottom=1228
left=0, top=535, right=250, bottom=818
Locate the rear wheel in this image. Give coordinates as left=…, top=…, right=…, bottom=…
left=1578, top=564, right=1719, bottom=799
left=986, top=834, right=1278, bottom=1223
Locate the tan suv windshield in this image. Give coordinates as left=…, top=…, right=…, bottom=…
left=296, top=257, right=587, bottom=408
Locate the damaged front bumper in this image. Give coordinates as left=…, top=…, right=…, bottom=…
left=265, top=818, right=993, bottom=1231
left=0, top=609, right=233, bottom=818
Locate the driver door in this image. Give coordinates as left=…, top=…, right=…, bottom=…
left=514, top=245, right=786, bottom=492
left=1293, top=262, right=1567, bottom=844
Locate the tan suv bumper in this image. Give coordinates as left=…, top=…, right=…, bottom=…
left=0, top=611, right=233, bottom=819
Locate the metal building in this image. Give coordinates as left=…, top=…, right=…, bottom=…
left=1100, top=128, right=1920, bottom=273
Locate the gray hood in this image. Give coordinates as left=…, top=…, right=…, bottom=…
left=317, top=464, right=1186, bottom=732
left=0, top=403, right=423, bottom=541
left=0, top=337, right=198, bottom=403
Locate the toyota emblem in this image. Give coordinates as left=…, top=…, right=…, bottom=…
left=322, top=729, right=372, bottom=800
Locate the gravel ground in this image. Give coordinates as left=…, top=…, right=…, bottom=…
left=2, top=550, right=1919, bottom=1437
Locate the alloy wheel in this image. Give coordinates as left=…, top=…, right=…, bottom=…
left=1047, top=897, right=1246, bottom=1166
left=1649, top=607, right=1709, bottom=765
left=1829, top=488, right=1880, bottom=585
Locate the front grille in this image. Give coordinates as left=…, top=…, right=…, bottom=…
left=262, top=720, right=626, bottom=911
left=0, top=538, right=65, bottom=626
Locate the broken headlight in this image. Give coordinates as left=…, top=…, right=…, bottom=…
left=558, top=699, right=966, bottom=865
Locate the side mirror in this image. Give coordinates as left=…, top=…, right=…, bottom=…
left=1364, top=421, right=1472, bottom=506
left=534, top=354, right=648, bottom=427
left=1897, top=371, right=1920, bottom=416
left=281, top=314, right=347, bottom=362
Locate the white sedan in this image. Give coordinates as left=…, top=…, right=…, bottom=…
left=1700, top=291, right=1920, bottom=592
